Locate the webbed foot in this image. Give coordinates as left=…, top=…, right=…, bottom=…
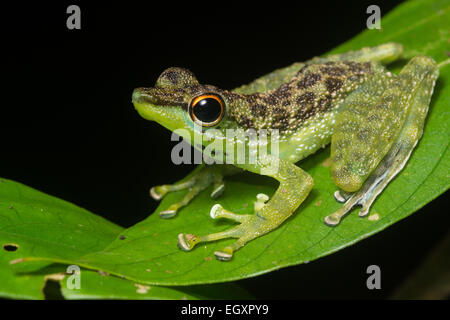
left=177, top=193, right=271, bottom=261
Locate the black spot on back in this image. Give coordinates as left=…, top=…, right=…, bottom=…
left=297, top=73, right=321, bottom=89
left=262, top=94, right=278, bottom=105
left=296, top=92, right=316, bottom=106
left=325, top=77, right=343, bottom=93
left=318, top=96, right=332, bottom=110
left=276, top=83, right=293, bottom=99
left=251, top=104, right=267, bottom=116
left=273, top=107, right=287, bottom=116
left=282, top=99, right=290, bottom=106
left=320, top=65, right=347, bottom=76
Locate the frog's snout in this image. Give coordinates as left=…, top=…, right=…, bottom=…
left=132, top=87, right=186, bottom=130
left=132, top=87, right=156, bottom=121
left=132, top=87, right=165, bottom=106
left=132, top=87, right=162, bottom=111
left=132, top=87, right=147, bottom=105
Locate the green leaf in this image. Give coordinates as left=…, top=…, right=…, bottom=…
left=0, top=178, right=124, bottom=270
left=9, top=0, right=450, bottom=286
left=0, top=177, right=125, bottom=298
left=0, top=178, right=251, bottom=299
left=60, top=269, right=253, bottom=300
left=0, top=254, right=59, bottom=300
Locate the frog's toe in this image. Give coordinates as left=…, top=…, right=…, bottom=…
left=333, top=190, right=352, bottom=203
left=358, top=198, right=374, bottom=217
left=213, top=236, right=250, bottom=261
left=177, top=224, right=243, bottom=257
left=210, top=204, right=250, bottom=223
left=177, top=233, right=201, bottom=251
left=178, top=195, right=276, bottom=260
left=254, top=193, right=270, bottom=213
left=209, top=204, right=224, bottom=219
left=159, top=203, right=181, bottom=219
left=325, top=178, right=379, bottom=225
left=159, top=209, right=178, bottom=219
left=324, top=213, right=342, bottom=226
left=210, top=183, right=225, bottom=199
left=214, top=246, right=234, bottom=261
left=150, top=186, right=168, bottom=201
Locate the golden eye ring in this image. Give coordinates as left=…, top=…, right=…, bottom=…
left=188, top=93, right=225, bottom=127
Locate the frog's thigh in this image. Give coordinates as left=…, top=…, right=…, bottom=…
left=326, top=56, right=438, bottom=225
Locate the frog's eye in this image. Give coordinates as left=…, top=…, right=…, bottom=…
left=189, top=94, right=225, bottom=127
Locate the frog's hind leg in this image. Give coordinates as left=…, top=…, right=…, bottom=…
left=325, top=56, right=438, bottom=226
left=150, top=165, right=241, bottom=218
left=334, top=190, right=352, bottom=203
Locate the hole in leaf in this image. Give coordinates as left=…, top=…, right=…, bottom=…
left=43, top=279, right=64, bottom=300
left=2, top=243, right=19, bottom=252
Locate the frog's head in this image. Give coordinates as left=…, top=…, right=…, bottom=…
left=132, top=68, right=233, bottom=143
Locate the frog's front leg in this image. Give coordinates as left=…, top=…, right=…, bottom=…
left=150, top=164, right=241, bottom=218
left=325, top=56, right=439, bottom=226
left=177, top=157, right=313, bottom=261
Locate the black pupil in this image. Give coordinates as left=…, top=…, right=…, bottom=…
left=193, top=97, right=222, bottom=123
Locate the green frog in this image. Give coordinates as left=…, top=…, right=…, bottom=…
left=132, top=43, right=438, bottom=261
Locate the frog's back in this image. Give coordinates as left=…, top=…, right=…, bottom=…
left=223, top=60, right=386, bottom=162
left=227, top=61, right=380, bottom=134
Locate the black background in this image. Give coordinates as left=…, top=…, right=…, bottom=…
left=1, top=1, right=448, bottom=299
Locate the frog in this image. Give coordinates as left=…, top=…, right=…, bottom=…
left=132, top=43, right=439, bottom=261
